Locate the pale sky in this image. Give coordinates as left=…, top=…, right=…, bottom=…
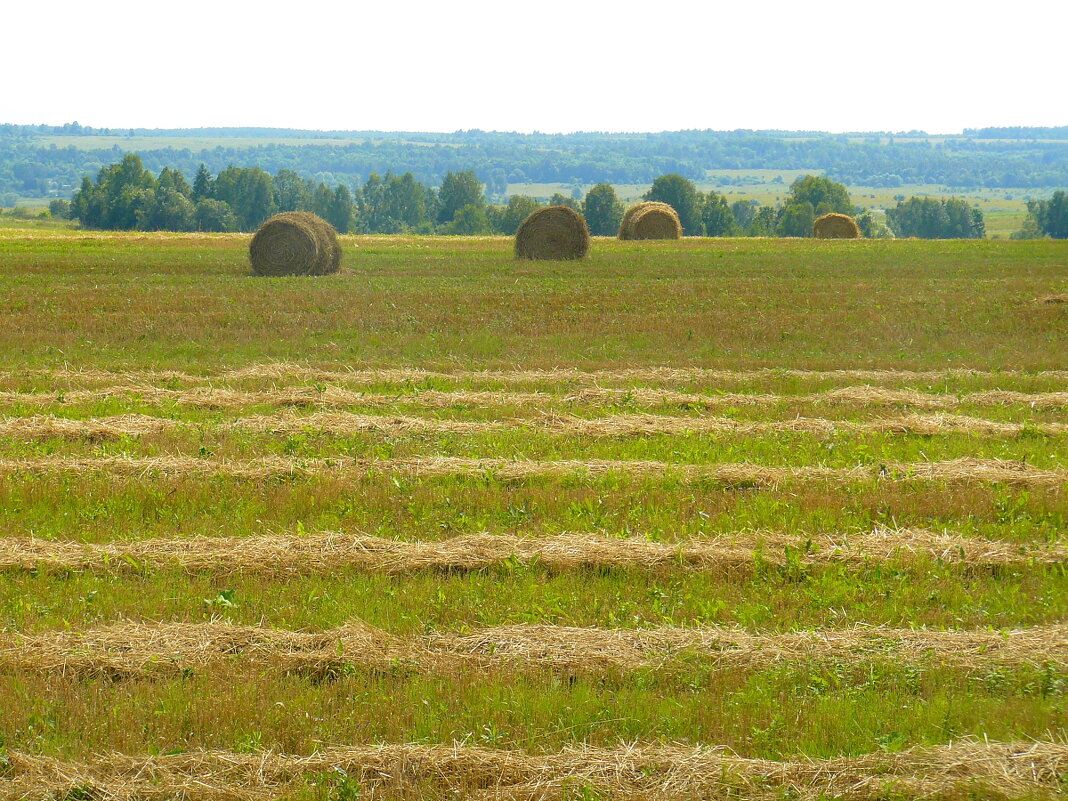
left=5, top=0, right=1064, bottom=134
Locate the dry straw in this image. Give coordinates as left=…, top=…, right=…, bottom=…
left=248, top=211, right=340, bottom=276
left=813, top=212, right=861, bottom=239
left=618, top=202, right=683, bottom=240
left=3, top=411, right=1065, bottom=443
left=2, top=528, right=1059, bottom=575
left=4, top=385, right=1065, bottom=412
left=0, top=454, right=1062, bottom=487
left=3, top=621, right=1065, bottom=679
left=514, top=206, right=590, bottom=260
left=3, top=741, right=1066, bottom=801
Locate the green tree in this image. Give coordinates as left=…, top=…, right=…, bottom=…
left=438, top=171, right=484, bottom=224
left=496, top=195, right=541, bottom=235
left=70, top=176, right=96, bottom=224
left=325, top=184, right=354, bottom=233
left=192, top=164, right=213, bottom=201
left=443, top=203, right=492, bottom=234
left=310, top=183, right=334, bottom=222
left=359, top=174, right=392, bottom=232
left=142, top=187, right=196, bottom=231
left=213, top=166, right=274, bottom=230
left=549, top=192, right=580, bottom=211
left=644, top=174, right=703, bottom=235
left=778, top=201, right=815, bottom=237
left=272, top=169, right=310, bottom=212
left=702, top=191, right=740, bottom=236
left=1026, top=191, right=1068, bottom=238
left=886, top=196, right=985, bottom=239
left=48, top=199, right=71, bottom=219
left=748, top=206, right=778, bottom=236
left=784, top=175, right=854, bottom=216
left=731, top=200, right=758, bottom=230
left=583, top=183, right=624, bottom=236
left=157, top=167, right=192, bottom=198
left=195, top=199, right=237, bottom=232
left=96, top=155, right=156, bottom=230
left=385, top=172, right=435, bottom=231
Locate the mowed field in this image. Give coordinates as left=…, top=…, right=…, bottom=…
left=0, top=232, right=1066, bottom=799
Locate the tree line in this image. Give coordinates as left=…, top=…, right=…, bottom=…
left=4, top=124, right=1068, bottom=201
left=59, top=156, right=997, bottom=239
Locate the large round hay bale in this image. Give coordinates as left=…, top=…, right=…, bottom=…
left=514, top=206, right=590, bottom=261
left=249, top=212, right=340, bottom=276
left=618, top=202, right=683, bottom=240
left=813, top=213, right=861, bottom=239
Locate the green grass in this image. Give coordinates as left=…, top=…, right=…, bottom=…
left=2, top=662, right=1064, bottom=760
left=0, top=235, right=1064, bottom=369
left=0, top=230, right=1064, bottom=797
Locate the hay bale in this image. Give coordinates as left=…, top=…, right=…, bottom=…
left=514, top=206, right=590, bottom=261
left=813, top=213, right=861, bottom=239
left=618, top=202, right=683, bottom=240
left=249, top=212, right=340, bottom=276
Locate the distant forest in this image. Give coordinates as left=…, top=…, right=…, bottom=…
left=2, top=123, right=1068, bottom=201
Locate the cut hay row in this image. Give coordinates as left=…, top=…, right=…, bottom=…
left=3, top=411, right=1065, bottom=442
left=1, top=384, right=1065, bottom=411
left=3, top=741, right=1065, bottom=801
left=0, top=454, right=1061, bottom=486
left=11, top=363, right=1067, bottom=386
left=3, top=622, right=1065, bottom=678
left=2, top=528, right=1058, bottom=575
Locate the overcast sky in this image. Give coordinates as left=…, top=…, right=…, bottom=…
left=5, top=0, right=1063, bottom=134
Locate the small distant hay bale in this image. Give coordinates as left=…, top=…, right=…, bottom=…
left=514, top=206, right=590, bottom=261
left=249, top=212, right=340, bottom=276
left=618, top=202, right=683, bottom=240
left=813, top=213, right=861, bottom=239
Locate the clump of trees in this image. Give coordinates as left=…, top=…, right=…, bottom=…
left=885, top=197, right=985, bottom=239
left=70, top=155, right=359, bottom=233
left=1015, top=191, right=1067, bottom=239
left=64, top=158, right=986, bottom=239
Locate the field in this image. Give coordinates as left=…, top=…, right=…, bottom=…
left=0, top=232, right=1066, bottom=799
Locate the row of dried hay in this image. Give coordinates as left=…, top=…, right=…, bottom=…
left=3, top=411, right=1064, bottom=443
left=1, top=528, right=1060, bottom=575
left=3, top=620, right=1065, bottom=678
left=3, top=741, right=1065, bottom=801
left=0, top=454, right=1061, bottom=486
